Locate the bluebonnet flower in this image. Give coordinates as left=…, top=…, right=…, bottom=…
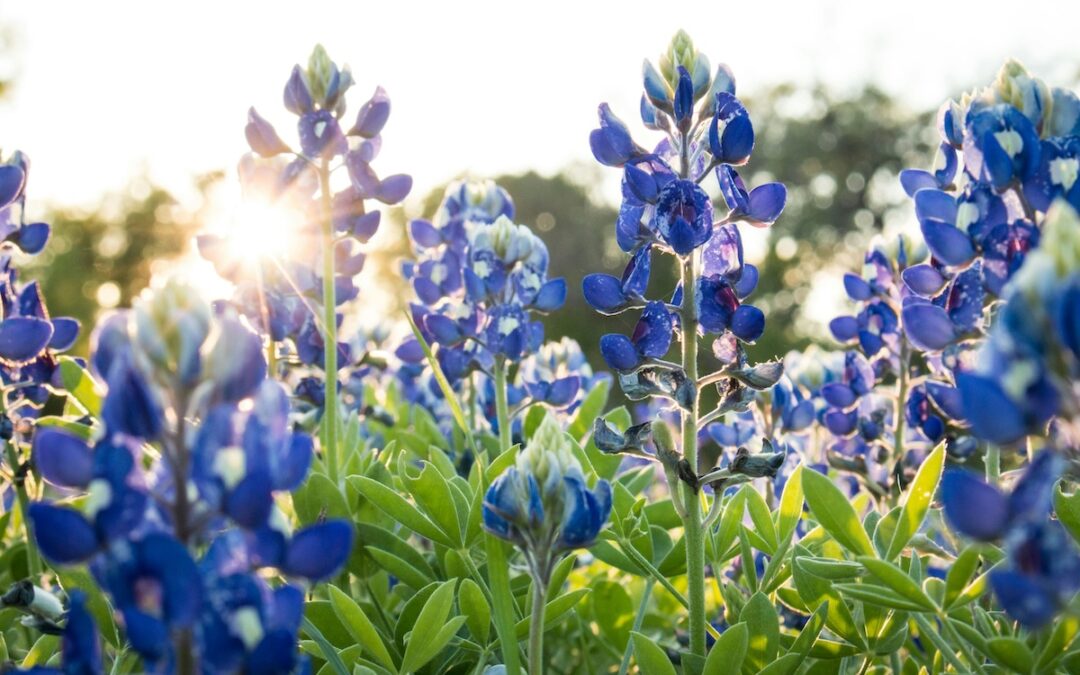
left=202, top=46, right=410, bottom=447
left=957, top=201, right=1080, bottom=444
left=402, top=179, right=576, bottom=444
left=941, top=451, right=1080, bottom=627
left=483, top=412, right=611, bottom=578
left=28, top=278, right=351, bottom=671
left=0, top=152, right=81, bottom=416
left=901, top=60, right=1080, bottom=303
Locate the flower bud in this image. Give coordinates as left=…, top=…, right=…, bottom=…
left=131, top=277, right=211, bottom=386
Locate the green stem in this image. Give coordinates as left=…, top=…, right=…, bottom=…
left=678, top=254, right=707, bottom=657
left=318, top=160, right=340, bottom=485
left=494, top=357, right=512, bottom=452
left=986, top=444, right=1001, bottom=485
left=5, top=439, right=41, bottom=579
left=485, top=358, right=523, bottom=675
left=618, top=539, right=691, bottom=609
left=528, top=576, right=547, bottom=675
left=618, top=581, right=654, bottom=675
left=891, top=340, right=910, bottom=507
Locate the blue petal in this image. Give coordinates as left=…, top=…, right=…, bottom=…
left=14, top=222, right=51, bottom=254
left=730, top=305, right=764, bottom=343
left=989, top=570, right=1059, bottom=628
left=913, top=189, right=957, bottom=224
left=744, top=183, right=786, bottom=225
left=829, top=316, right=859, bottom=342
left=409, top=219, right=441, bottom=248
left=0, top=164, right=26, bottom=208
left=283, top=65, right=313, bottom=115
left=424, top=314, right=463, bottom=345
left=226, top=471, right=274, bottom=529
left=245, top=107, right=289, bottom=157
left=29, top=504, right=99, bottom=563
left=940, top=469, right=1008, bottom=540
left=921, top=221, right=975, bottom=266
left=0, top=316, right=54, bottom=364
left=33, top=429, right=94, bottom=488
left=632, top=302, right=673, bottom=358
left=350, top=86, right=390, bottom=138
left=102, top=357, right=164, bottom=440
left=734, top=264, right=758, bottom=299
left=1008, top=451, right=1062, bottom=524
left=599, top=334, right=639, bottom=372
left=48, top=317, right=80, bottom=352
left=121, top=608, right=169, bottom=664
left=821, top=383, right=857, bottom=409
left=901, top=303, right=957, bottom=351
left=532, top=278, right=567, bottom=312
left=673, top=66, right=694, bottom=125
left=925, top=382, right=964, bottom=420
left=957, top=372, right=1027, bottom=444
left=843, top=274, right=872, bottom=301
left=544, top=377, right=580, bottom=408
left=583, top=274, right=627, bottom=314
left=284, top=520, right=354, bottom=581
left=376, top=174, right=412, bottom=204
left=902, top=264, right=946, bottom=296
left=899, top=169, right=939, bottom=197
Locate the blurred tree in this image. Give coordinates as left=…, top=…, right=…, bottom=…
left=740, top=84, right=934, bottom=361
left=25, top=176, right=207, bottom=350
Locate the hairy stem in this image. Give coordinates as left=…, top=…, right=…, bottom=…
left=486, top=358, right=523, bottom=675
left=528, top=575, right=548, bottom=675
left=4, top=439, right=41, bottom=579
left=679, top=253, right=707, bottom=656
left=318, top=160, right=340, bottom=484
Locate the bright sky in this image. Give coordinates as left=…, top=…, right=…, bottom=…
left=2, top=0, right=1079, bottom=211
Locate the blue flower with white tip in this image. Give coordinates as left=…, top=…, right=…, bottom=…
left=483, top=412, right=611, bottom=578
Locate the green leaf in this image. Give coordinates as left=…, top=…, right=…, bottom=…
left=401, top=580, right=458, bottom=673
left=514, top=588, right=590, bottom=638
left=886, top=443, right=944, bottom=559
left=833, top=583, right=927, bottom=612
left=802, top=468, right=875, bottom=557
left=792, top=548, right=865, bottom=649
left=591, top=580, right=633, bottom=647
left=742, top=592, right=779, bottom=671
left=58, top=356, right=103, bottom=417
left=944, top=545, right=982, bottom=608
left=786, top=602, right=828, bottom=659
left=742, top=485, right=778, bottom=554
left=349, top=476, right=455, bottom=547
left=757, top=654, right=803, bottom=675
left=568, top=377, right=611, bottom=442
left=328, top=585, right=396, bottom=672
left=301, top=617, right=351, bottom=675
left=295, top=472, right=351, bottom=524
left=987, top=636, right=1034, bottom=674
left=1054, top=485, right=1080, bottom=544
left=404, top=311, right=476, bottom=454
left=703, top=622, right=747, bottom=674
left=399, top=459, right=463, bottom=547
left=857, top=557, right=937, bottom=611
left=1036, top=615, right=1079, bottom=672
left=632, top=631, right=677, bottom=675
left=459, top=578, right=491, bottom=644
left=776, top=464, right=804, bottom=543
left=795, top=556, right=864, bottom=580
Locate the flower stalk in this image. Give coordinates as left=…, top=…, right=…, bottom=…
left=318, top=159, right=341, bottom=484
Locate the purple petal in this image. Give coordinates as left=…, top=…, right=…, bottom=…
left=375, top=174, right=412, bottom=205
left=350, top=86, right=390, bottom=138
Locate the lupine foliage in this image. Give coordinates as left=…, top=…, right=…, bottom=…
left=2, top=37, right=1080, bottom=675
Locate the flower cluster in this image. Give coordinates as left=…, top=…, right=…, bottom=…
left=0, top=152, right=81, bottom=416
left=957, top=201, right=1080, bottom=444
left=942, top=451, right=1080, bottom=627
left=404, top=180, right=566, bottom=381
left=199, top=44, right=410, bottom=410
left=28, top=279, right=352, bottom=672
left=483, top=412, right=611, bottom=579
left=585, top=32, right=785, bottom=414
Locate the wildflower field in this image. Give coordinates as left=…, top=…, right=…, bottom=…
left=1, top=27, right=1080, bottom=675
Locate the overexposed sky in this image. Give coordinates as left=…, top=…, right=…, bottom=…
left=1, top=0, right=1078, bottom=210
